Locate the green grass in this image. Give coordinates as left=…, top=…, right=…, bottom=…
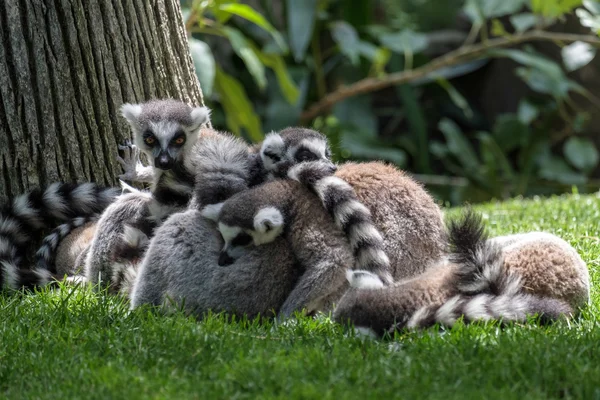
left=2, top=193, right=600, bottom=399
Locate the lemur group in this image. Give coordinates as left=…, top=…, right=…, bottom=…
left=0, top=99, right=590, bottom=337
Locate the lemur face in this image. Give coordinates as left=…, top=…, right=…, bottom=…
left=215, top=206, right=285, bottom=266
left=121, top=99, right=210, bottom=170
left=260, top=128, right=334, bottom=177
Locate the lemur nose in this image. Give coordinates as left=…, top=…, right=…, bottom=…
left=155, top=155, right=173, bottom=170
left=218, top=251, right=234, bottom=266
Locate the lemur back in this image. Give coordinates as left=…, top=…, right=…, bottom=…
left=333, top=211, right=589, bottom=337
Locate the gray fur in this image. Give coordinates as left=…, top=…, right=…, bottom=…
left=131, top=180, right=353, bottom=318
left=84, top=190, right=153, bottom=289
left=130, top=210, right=299, bottom=318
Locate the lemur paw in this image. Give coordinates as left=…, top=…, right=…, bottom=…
left=117, top=141, right=142, bottom=181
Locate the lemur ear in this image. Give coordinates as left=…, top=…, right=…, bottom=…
left=188, top=106, right=211, bottom=132
left=201, top=202, right=224, bottom=222
left=253, top=206, right=284, bottom=234
left=121, top=103, right=143, bottom=127
left=260, top=132, right=285, bottom=171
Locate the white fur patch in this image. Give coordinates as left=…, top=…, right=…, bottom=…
left=346, top=269, right=385, bottom=289
left=70, top=183, right=96, bottom=213
left=252, top=207, right=284, bottom=245
left=0, top=238, right=16, bottom=257
left=260, top=132, right=285, bottom=171
left=36, top=244, right=52, bottom=261
left=43, top=183, right=69, bottom=220
left=463, top=294, right=492, bottom=320
left=333, top=200, right=370, bottom=228
left=189, top=106, right=211, bottom=131
left=1, top=260, right=18, bottom=289
left=121, top=103, right=143, bottom=126
left=122, top=225, right=149, bottom=247
left=291, top=138, right=328, bottom=161
left=314, top=176, right=352, bottom=203
left=356, top=247, right=390, bottom=270
left=119, top=180, right=142, bottom=194
left=354, top=326, right=379, bottom=338
left=201, top=202, right=224, bottom=221
left=434, top=296, right=462, bottom=325
left=406, top=307, right=433, bottom=329
left=12, top=194, right=42, bottom=228
left=218, top=223, right=242, bottom=244
left=0, top=215, right=28, bottom=245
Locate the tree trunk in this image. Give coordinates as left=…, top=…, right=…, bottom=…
left=0, top=0, right=204, bottom=202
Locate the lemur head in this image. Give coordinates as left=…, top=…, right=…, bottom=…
left=260, top=127, right=334, bottom=177
left=121, top=99, right=210, bottom=170
left=209, top=187, right=286, bottom=267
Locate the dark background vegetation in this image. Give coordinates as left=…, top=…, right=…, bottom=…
left=182, top=0, right=600, bottom=204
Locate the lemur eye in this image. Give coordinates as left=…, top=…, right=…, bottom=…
left=172, top=131, right=186, bottom=146
left=143, top=134, right=156, bottom=146
left=295, top=148, right=318, bottom=162
left=231, top=233, right=252, bottom=247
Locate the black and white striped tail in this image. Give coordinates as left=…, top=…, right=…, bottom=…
left=35, top=215, right=98, bottom=273
left=288, top=161, right=393, bottom=284
left=0, top=183, right=119, bottom=290
left=447, top=209, right=509, bottom=295
left=402, top=291, right=573, bottom=330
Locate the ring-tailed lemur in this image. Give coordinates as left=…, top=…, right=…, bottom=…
left=333, top=211, right=589, bottom=337
left=130, top=159, right=447, bottom=317
left=0, top=183, right=119, bottom=290
left=130, top=179, right=353, bottom=317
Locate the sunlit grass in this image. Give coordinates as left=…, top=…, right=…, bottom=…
left=1, top=193, right=600, bottom=399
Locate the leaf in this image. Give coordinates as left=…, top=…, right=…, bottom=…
left=333, top=96, right=377, bottom=136
left=477, top=131, right=515, bottom=180
left=251, top=44, right=300, bottom=104
left=531, top=0, right=582, bottom=18
left=188, top=38, right=216, bottom=97
left=490, top=19, right=509, bottom=37
left=438, top=118, right=480, bottom=171
left=561, top=41, right=597, bottom=72
left=517, top=100, right=540, bottom=125
left=412, top=59, right=489, bottom=85
left=493, top=115, right=530, bottom=152
left=223, top=27, right=266, bottom=90
left=437, top=78, right=474, bottom=119
left=577, top=7, right=600, bottom=35
left=330, top=21, right=361, bottom=64
left=218, top=3, right=288, bottom=52
left=491, top=49, right=574, bottom=99
left=538, top=156, right=587, bottom=184
left=464, top=0, right=528, bottom=22
left=509, top=13, right=538, bottom=33
left=584, top=0, right=600, bottom=13
left=286, top=0, right=317, bottom=62
left=563, top=137, right=600, bottom=171
left=213, top=67, right=263, bottom=142
left=379, top=29, right=428, bottom=54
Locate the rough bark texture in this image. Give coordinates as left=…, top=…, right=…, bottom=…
left=0, top=0, right=204, bottom=202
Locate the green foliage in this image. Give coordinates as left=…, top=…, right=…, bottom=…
left=182, top=0, right=600, bottom=204
left=2, top=195, right=600, bottom=398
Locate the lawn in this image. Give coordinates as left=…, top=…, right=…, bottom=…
left=1, top=193, right=600, bottom=399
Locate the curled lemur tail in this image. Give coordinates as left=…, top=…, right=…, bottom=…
left=448, top=209, right=517, bottom=296
left=288, top=161, right=394, bottom=285
left=404, top=293, right=573, bottom=330
left=35, top=215, right=99, bottom=273
left=0, top=183, right=119, bottom=290
left=406, top=209, right=573, bottom=330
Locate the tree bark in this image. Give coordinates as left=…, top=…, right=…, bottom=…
left=0, top=0, right=204, bottom=202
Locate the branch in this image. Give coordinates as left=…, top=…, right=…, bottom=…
left=301, top=31, right=600, bottom=122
